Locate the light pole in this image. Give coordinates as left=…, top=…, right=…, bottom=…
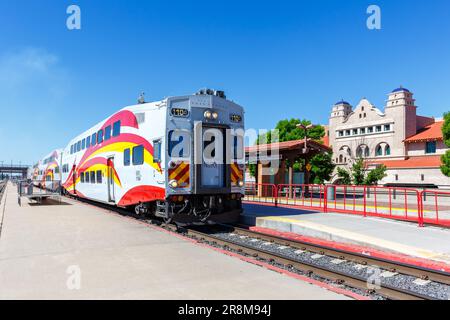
left=297, top=123, right=315, bottom=152
left=296, top=123, right=316, bottom=185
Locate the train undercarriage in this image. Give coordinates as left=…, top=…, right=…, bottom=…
left=134, top=194, right=243, bottom=225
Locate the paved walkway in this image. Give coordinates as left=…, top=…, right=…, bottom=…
left=242, top=204, right=450, bottom=265
left=0, top=183, right=349, bottom=300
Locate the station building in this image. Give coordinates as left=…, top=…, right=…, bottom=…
left=328, top=87, right=449, bottom=188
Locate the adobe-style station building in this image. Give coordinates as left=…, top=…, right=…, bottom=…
left=328, top=87, right=449, bottom=188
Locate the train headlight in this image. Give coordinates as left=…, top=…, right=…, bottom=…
left=169, top=180, right=179, bottom=188
left=212, top=112, right=219, bottom=120
left=238, top=180, right=244, bottom=187
left=204, top=111, right=212, bottom=119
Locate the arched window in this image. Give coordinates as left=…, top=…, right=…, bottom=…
left=376, top=145, right=383, bottom=157
left=339, top=155, right=344, bottom=163
left=339, top=146, right=351, bottom=157
left=356, top=145, right=370, bottom=158
left=385, top=145, right=391, bottom=156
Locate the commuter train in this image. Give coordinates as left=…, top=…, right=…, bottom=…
left=33, top=89, right=245, bottom=224
left=32, top=149, right=63, bottom=191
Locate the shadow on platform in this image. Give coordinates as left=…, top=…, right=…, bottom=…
left=27, top=198, right=73, bottom=207
left=241, top=203, right=319, bottom=225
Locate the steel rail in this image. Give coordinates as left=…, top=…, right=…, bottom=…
left=183, top=227, right=431, bottom=300
left=225, top=225, right=450, bottom=286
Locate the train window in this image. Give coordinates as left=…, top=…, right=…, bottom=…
left=133, top=145, right=144, bottom=165
left=168, top=130, right=190, bottom=158
left=82, top=139, right=86, bottom=150
left=97, top=130, right=104, bottom=144
left=124, top=148, right=131, bottom=166
left=104, top=126, right=111, bottom=141
left=55, top=166, right=60, bottom=174
left=70, top=145, right=73, bottom=154
left=233, top=135, right=244, bottom=160
left=203, top=136, right=216, bottom=158
left=77, top=141, right=81, bottom=152
left=153, top=140, right=162, bottom=163
left=90, top=171, right=96, bottom=184
left=113, top=121, right=121, bottom=137
left=96, top=170, right=102, bottom=184
left=85, top=171, right=90, bottom=183
left=80, top=172, right=85, bottom=183
left=86, top=136, right=91, bottom=148
left=92, top=133, right=97, bottom=146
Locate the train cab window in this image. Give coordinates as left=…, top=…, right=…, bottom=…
left=92, top=133, right=97, bottom=146
left=113, top=121, right=121, bottom=137
left=77, top=141, right=81, bottom=152
left=85, top=171, right=90, bottom=183
left=96, top=170, right=102, bottom=184
left=153, top=140, right=162, bottom=163
left=80, top=172, right=85, bottom=183
left=82, top=139, right=86, bottom=150
left=97, top=130, right=104, bottom=144
left=55, top=166, right=60, bottom=174
left=124, top=148, right=131, bottom=166
left=233, top=134, right=244, bottom=160
left=168, top=131, right=190, bottom=158
left=133, top=145, right=144, bottom=165
left=86, top=136, right=91, bottom=148
left=104, top=126, right=111, bottom=141
left=90, top=171, right=96, bottom=184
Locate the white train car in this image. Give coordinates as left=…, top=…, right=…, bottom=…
left=31, top=149, right=63, bottom=192
left=60, top=89, right=245, bottom=224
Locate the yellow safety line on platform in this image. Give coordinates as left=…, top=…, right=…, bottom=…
left=258, top=216, right=450, bottom=264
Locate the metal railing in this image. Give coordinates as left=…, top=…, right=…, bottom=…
left=420, top=190, right=450, bottom=227
left=243, top=183, right=450, bottom=227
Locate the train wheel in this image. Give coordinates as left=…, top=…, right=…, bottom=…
left=163, top=217, right=173, bottom=225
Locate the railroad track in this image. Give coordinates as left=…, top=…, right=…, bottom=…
left=69, top=195, right=450, bottom=300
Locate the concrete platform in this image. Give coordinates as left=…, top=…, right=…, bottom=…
left=0, top=183, right=350, bottom=300
left=242, top=204, right=450, bottom=267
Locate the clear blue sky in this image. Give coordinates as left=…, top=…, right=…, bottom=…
left=1, top=0, right=450, bottom=164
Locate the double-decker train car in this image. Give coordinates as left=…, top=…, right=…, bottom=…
left=32, top=149, right=62, bottom=191
left=57, top=89, right=245, bottom=224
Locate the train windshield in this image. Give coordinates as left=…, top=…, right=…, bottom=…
left=168, top=130, right=191, bottom=159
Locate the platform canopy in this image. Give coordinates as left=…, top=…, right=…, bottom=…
left=245, top=139, right=331, bottom=185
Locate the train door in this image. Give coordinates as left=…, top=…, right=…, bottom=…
left=72, top=165, right=77, bottom=194
left=201, top=127, right=225, bottom=188
left=107, top=157, right=115, bottom=202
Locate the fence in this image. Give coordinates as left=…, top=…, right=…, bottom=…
left=242, top=183, right=450, bottom=227
left=244, top=183, right=278, bottom=205
left=277, top=184, right=326, bottom=210
left=420, top=190, right=450, bottom=227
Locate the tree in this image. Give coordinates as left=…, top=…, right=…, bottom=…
left=309, top=152, right=335, bottom=184
left=336, top=158, right=386, bottom=185
left=364, top=165, right=387, bottom=185
left=274, top=119, right=325, bottom=142
left=441, top=112, right=450, bottom=177
left=336, top=167, right=352, bottom=185
left=351, top=158, right=366, bottom=185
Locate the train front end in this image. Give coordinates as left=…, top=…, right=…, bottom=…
left=161, top=89, right=245, bottom=224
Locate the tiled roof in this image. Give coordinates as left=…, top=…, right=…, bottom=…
left=405, top=121, right=444, bottom=143
left=367, top=155, right=442, bottom=169
left=245, top=139, right=331, bottom=153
